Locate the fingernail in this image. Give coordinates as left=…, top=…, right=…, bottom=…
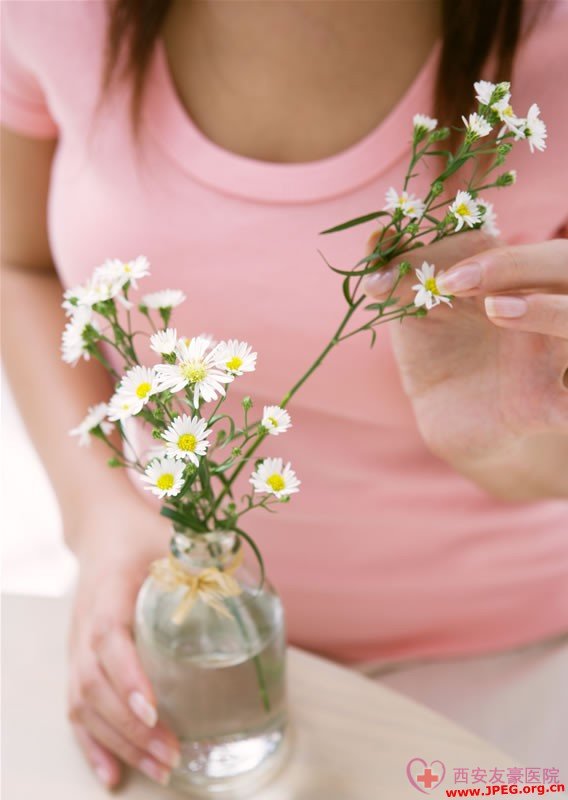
left=148, top=739, right=181, bottom=768
left=363, top=269, right=395, bottom=296
left=139, top=757, right=170, bottom=786
left=128, top=691, right=158, bottom=728
left=484, top=296, right=528, bottom=318
left=94, top=763, right=113, bottom=787
left=437, top=262, right=481, bottom=294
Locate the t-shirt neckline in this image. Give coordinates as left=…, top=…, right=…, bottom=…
left=144, top=39, right=440, bottom=204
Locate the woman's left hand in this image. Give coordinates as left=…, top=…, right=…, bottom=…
left=363, top=231, right=568, bottom=499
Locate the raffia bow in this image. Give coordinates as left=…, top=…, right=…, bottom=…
left=150, top=549, right=244, bottom=625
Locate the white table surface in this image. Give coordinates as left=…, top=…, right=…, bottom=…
left=2, top=594, right=518, bottom=799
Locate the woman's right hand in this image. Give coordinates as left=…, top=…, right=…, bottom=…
left=67, top=504, right=181, bottom=789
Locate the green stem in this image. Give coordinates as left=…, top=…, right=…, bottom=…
left=225, top=597, right=271, bottom=713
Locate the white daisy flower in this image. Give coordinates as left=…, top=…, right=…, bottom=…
left=473, top=79, right=497, bottom=105
left=69, top=403, right=113, bottom=446
left=62, top=283, right=94, bottom=315
left=491, top=96, right=524, bottom=136
left=117, top=365, right=160, bottom=406
left=150, top=328, right=178, bottom=356
left=95, top=256, right=150, bottom=290
left=448, top=190, right=482, bottom=231
left=177, top=333, right=217, bottom=351
left=250, top=457, right=301, bottom=498
left=473, top=80, right=510, bottom=107
left=141, top=289, right=186, bottom=310
left=413, top=113, right=437, bottom=132
left=412, top=113, right=437, bottom=140
left=384, top=188, right=425, bottom=219
left=61, top=306, right=99, bottom=365
left=520, top=103, right=547, bottom=153
left=141, top=456, right=185, bottom=498
left=261, top=406, right=292, bottom=436
left=162, top=414, right=211, bottom=465
left=412, top=262, right=452, bottom=311
left=216, top=339, right=257, bottom=376
left=62, top=271, right=133, bottom=313
left=107, top=392, right=144, bottom=422
left=154, top=336, right=233, bottom=405
left=478, top=199, right=500, bottom=237
left=462, top=112, right=492, bottom=140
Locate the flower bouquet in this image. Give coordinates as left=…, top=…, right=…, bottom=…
left=63, top=81, right=545, bottom=795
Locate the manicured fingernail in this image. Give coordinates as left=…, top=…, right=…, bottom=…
left=148, top=739, right=181, bottom=768
left=363, top=269, right=395, bottom=296
left=139, top=757, right=170, bottom=785
left=94, top=764, right=113, bottom=787
left=128, top=692, right=158, bottom=728
left=484, top=296, right=528, bottom=318
left=437, top=262, right=481, bottom=294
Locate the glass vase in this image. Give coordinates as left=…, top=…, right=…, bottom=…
left=134, top=529, right=288, bottom=796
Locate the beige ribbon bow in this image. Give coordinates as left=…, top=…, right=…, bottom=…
left=150, top=549, right=243, bottom=625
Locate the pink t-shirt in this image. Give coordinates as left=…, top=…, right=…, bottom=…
left=2, top=0, right=567, bottom=663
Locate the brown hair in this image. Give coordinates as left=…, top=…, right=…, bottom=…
left=104, top=0, right=527, bottom=129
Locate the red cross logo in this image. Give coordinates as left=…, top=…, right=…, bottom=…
left=407, top=757, right=446, bottom=793
left=417, top=768, right=441, bottom=789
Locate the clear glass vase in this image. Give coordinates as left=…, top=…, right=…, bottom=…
left=134, top=529, right=288, bottom=797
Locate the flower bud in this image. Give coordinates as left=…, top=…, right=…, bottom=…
left=107, top=457, right=122, bottom=468
left=398, top=261, right=412, bottom=276
left=405, top=223, right=419, bottom=236
left=429, top=127, right=450, bottom=141
left=496, top=169, right=517, bottom=186
left=414, top=307, right=428, bottom=317
left=490, top=82, right=511, bottom=104
left=431, top=180, right=444, bottom=197
left=242, top=396, right=253, bottom=411
left=497, top=142, right=513, bottom=156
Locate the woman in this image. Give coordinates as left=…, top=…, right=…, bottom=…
left=2, top=0, right=567, bottom=789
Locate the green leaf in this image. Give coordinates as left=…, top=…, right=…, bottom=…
left=440, top=153, right=475, bottom=180
left=369, top=329, right=377, bottom=348
left=342, top=276, right=353, bottom=307
left=211, top=457, right=236, bottom=474
left=364, top=296, right=399, bottom=313
left=320, top=211, right=389, bottom=235
left=160, top=505, right=208, bottom=533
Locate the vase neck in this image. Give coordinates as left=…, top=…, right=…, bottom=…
left=170, top=530, right=240, bottom=572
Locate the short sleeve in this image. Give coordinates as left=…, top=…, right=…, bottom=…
left=1, top=4, right=58, bottom=138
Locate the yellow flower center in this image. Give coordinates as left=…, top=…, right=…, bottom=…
left=124, top=262, right=131, bottom=273
left=503, top=105, right=513, bottom=118
left=157, top=473, right=175, bottom=491
left=136, top=382, right=152, bottom=398
left=268, top=416, right=278, bottom=428
left=178, top=433, right=197, bottom=452
left=181, top=362, right=207, bottom=383
left=226, top=356, right=243, bottom=371
left=456, top=203, right=470, bottom=217
left=424, top=278, right=439, bottom=295
left=267, top=474, right=285, bottom=492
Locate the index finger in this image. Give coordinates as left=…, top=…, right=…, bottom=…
left=437, top=239, right=568, bottom=296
